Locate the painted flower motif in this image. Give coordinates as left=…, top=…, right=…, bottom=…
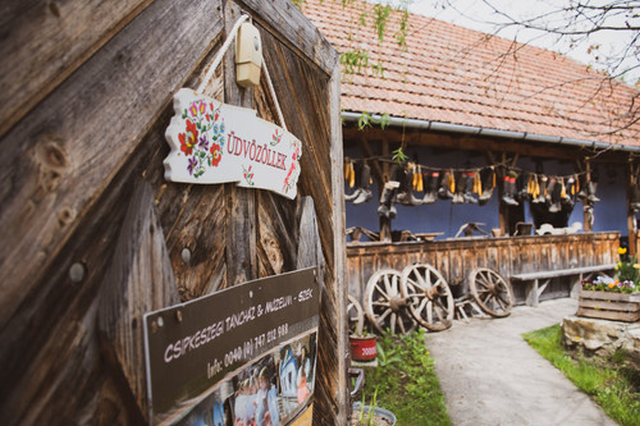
left=179, top=120, right=198, bottom=156
left=187, top=156, right=198, bottom=175
left=242, top=165, right=255, bottom=185
left=198, top=136, right=209, bottom=151
left=210, top=143, right=222, bottom=167
left=271, top=130, right=282, bottom=146
left=189, top=102, right=199, bottom=117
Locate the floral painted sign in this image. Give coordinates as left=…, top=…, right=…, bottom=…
left=164, top=88, right=302, bottom=199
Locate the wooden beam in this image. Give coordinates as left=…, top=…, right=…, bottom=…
left=343, top=127, right=630, bottom=163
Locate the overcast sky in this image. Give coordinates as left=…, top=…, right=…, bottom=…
left=407, top=0, right=639, bottom=84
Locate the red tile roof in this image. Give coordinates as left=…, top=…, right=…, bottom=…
left=302, top=0, right=640, bottom=148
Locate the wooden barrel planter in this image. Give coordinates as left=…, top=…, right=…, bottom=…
left=577, top=291, right=640, bottom=322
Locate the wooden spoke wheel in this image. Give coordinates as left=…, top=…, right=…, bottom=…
left=469, top=268, right=514, bottom=317
left=364, top=269, right=417, bottom=335
left=347, top=294, right=365, bottom=335
left=400, top=263, right=454, bottom=331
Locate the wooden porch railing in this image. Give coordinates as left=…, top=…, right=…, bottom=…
left=347, top=232, right=619, bottom=305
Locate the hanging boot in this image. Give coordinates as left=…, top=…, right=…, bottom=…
left=422, top=170, right=440, bottom=204
left=517, top=173, right=531, bottom=203
left=531, top=176, right=549, bottom=204
left=587, top=181, right=600, bottom=203
left=452, top=172, right=465, bottom=204
left=561, top=177, right=575, bottom=210
left=479, top=167, right=495, bottom=205
left=438, top=170, right=454, bottom=199
left=577, top=174, right=588, bottom=199
left=377, top=181, right=399, bottom=219
left=501, top=171, right=519, bottom=206
left=548, top=178, right=562, bottom=213
left=353, top=163, right=373, bottom=205
left=395, top=167, right=422, bottom=206
left=463, top=172, right=478, bottom=203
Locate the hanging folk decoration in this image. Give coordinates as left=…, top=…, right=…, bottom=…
left=164, top=16, right=302, bottom=200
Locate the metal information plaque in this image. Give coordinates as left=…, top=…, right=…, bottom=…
left=143, top=268, right=319, bottom=425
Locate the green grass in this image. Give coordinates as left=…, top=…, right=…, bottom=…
left=523, top=324, right=640, bottom=426
left=359, top=329, right=452, bottom=426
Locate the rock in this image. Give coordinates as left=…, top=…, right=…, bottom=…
left=562, top=316, right=640, bottom=369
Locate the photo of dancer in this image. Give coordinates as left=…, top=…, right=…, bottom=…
left=231, top=357, right=280, bottom=426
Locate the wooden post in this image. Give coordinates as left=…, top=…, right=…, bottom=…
left=584, top=158, right=594, bottom=232
left=627, top=158, right=637, bottom=256
left=379, top=139, right=392, bottom=242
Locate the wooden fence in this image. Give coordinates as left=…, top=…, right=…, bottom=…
left=347, top=232, right=619, bottom=305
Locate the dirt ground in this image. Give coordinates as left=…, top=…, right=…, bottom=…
left=425, top=298, right=617, bottom=426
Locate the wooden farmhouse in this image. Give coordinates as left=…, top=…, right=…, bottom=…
left=303, top=0, right=640, bottom=313
left=0, top=1, right=350, bottom=425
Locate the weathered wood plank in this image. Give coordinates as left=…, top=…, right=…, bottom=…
left=577, top=308, right=640, bottom=322
left=98, top=182, right=181, bottom=419
left=241, top=0, right=338, bottom=75
left=0, top=0, right=154, bottom=138
left=0, top=144, right=159, bottom=425
left=0, top=0, right=224, bottom=329
left=578, top=299, right=640, bottom=311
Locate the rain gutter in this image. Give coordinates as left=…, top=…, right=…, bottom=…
left=341, top=111, right=640, bottom=154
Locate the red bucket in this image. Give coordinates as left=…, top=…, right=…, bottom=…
left=350, top=336, right=377, bottom=361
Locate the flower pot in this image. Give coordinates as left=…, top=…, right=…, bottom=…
left=350, top=335, right=377, bottom=361
left=577, top=290, right=640, bottom=322
left=352, top=402, right=396, bottom=426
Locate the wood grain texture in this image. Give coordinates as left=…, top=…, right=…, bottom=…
left=0, top=0, right=347, bottom=423
left=240, top=0, right=338, bottom=74
left=98, top=182, right=181, bottom=419
left=0, top=0, right=154, bottom=138
left=0, top=0, right=224, bottom=329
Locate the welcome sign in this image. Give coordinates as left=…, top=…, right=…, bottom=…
left=164, top=88, right=302, bottom=199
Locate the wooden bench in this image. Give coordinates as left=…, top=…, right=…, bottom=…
left=510, top=263, right=617, bottom=307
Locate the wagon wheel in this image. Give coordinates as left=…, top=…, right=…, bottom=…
left=347, top=295, right=365, bottom=335
left=364, top=269, right=417, bottom=335
left=400, top=264, right=454, bottom=331
left=469, top=268, right=514, bottom=317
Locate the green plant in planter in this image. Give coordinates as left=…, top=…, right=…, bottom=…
left=581, top=247, right=639, bottom=294
left=616, top=247, right=639, bottom=285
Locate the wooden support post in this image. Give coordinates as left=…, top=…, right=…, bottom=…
left=627, top=158, right=637, bottom=256
left=584, top=158, right=594, bottom=232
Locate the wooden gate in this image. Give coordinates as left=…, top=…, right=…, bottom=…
left=0, top=1, right=347, bottom=424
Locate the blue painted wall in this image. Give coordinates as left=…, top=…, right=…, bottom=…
left=345, top=145, right=629, bottom=239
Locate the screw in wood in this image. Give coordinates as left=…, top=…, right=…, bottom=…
left=176, top=310, right=183, bottom=323
left=181, top=248, right=192, bottom=264
left=69, top=262, right=86, bottom=283
left=157, top=316, right=164, bottom=328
